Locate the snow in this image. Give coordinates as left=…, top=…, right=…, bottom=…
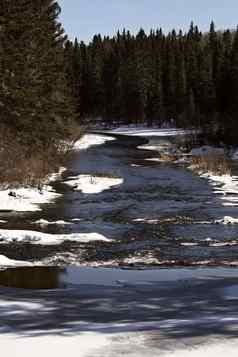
left=1, top=267, right=238, bottom=356
left=201, top=173, right=238, bottom=194
left=33, top=219, right=72, bottom=226
left=0, top=134, right=117, bottom=212
left=1, top=329, right=238, bottom=357
left=107, top=126, right=198, bottom=137
left=74, top=134, right=115, bottom=150
left=0, top=333, right=109, bottom=357
left=0, top=187, right=60, bottom=212
left=47, top=166, right=66, bottom=182
left=215, top=216, right=238, bottom=224
left=138, top=145, right=162, bottom=151
left=65, top=175, right=123, bottom=194
left=196, top=171, right=238, bottom=208
left=0, top=229, right=112, bottom=245
left=164, top=340, right=238, bottom=357
left=133, top=218, right=159, bottom=224
left=0, top=255, right=32, bottom=267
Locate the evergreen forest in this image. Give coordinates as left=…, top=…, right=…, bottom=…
left=0, top=0, right=78, bottom=185
left=65, top=22, right=238, bottom=143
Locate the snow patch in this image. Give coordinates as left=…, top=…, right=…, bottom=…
left=65, top=175, right=123, bottom=194
left=215, top=216, right=238, bottom=225
left=133, top=218, right=159, bottom=224
left=33, top=219, right=72, bottom=226
left=0, top=333, right=109, bottom=357
left=0, top=187, right=60, bottom=212
left=0, top=229, right=112, bottom=245
left=197, top=172, right=238, bottom=207
left=107, top=126, right=198, bottom=137
left=74, top=134, right=115, bottom=150
left=164, top=340, right=238, bottom=357
left=0, top=255, right=32, bottom=267
left=47, top=167, right=66, bottom=182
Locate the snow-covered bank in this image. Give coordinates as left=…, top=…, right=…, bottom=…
left=47, top=166, right=66, bottom=182
left=1, top=267, right=238, bottom=356
left=65, top=175, right=123, bottom=194
left=0, top=333, right=109, bottom=357
left=0, top=229, right=112, bottom=245
left=74, top=134, right=115, bottom=150
left=33, top=219, right=72, bottom=226
left=106, top=126, right=199, bottom=137
left=164, top=340, right=238, bottom=357
left=0, top=133, right=117, bottom=213
left=199, top=173, right=238, bottom=207
left=0, top=187, right=60, bottom=212
left=215, top=216, right=238, bottom=224
left=0, top=255, right=32, bottom=267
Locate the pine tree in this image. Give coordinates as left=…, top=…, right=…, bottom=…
left=0, top=0, right=77, bottom=149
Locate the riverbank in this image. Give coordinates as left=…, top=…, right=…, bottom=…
left=0, top=133, right=116, bottom=213
left=1, top=266, right=238, bottom=356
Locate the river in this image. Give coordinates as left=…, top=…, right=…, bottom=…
left=1, top=133, right=238, bottom=356
left=1, top=133, right=238, bottom=268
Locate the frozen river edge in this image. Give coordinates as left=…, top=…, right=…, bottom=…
left=1, top=266, right=238, bottom=357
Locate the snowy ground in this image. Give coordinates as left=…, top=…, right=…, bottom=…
left=0, top=332, right=109, bottom=357
left=0, top=229, right=111, bottom=246
left=0, top=187, right=60, bottom=212
left=105, top=126, right=199, bottom=137
left=1, top=267, right=238, bottom=356
left=64, top=174, right=123, bottom=194
left=73, top=134, right=115, bottom=150
left=0, top=255, right=32, bottom=267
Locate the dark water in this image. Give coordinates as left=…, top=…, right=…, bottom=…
left=0, top=267, right=66, bottom=289
left=1, top=265, right=238, bottom=290
left=1, top=134, right=238, bottom=268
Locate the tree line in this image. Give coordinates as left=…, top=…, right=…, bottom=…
left=65, top=22, right=238, bottom=143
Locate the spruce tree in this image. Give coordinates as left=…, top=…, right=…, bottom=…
left=0, top=0, right=76, bottom=149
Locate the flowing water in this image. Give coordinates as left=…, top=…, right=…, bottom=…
left=2, top=134, right=238, bottom=355
left=1, top=134, right=238, bottom=269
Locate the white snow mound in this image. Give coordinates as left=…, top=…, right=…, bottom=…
left=0, top=229, right=112, bottom=245
left=74, top=134, right=115, bottom=150
left=65, top=175, right=123, bottom=194
left=0, top=187, right=60, bottom=212
left=215, top=216, right=238, bottom=224
left=0, top=255, right=32, bottom=267
left=34, top=219, right=72, bottom=226
left=107, top=126, right=198, bottom=137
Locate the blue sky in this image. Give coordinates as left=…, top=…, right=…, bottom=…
left=58, top=0, right=238, bottom=42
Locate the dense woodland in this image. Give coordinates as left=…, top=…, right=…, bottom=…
left=0, top=1, right=77, bottom=185
left=65, top=22, right=238, bottom=143
left=0, top=0, right=78, bottom=148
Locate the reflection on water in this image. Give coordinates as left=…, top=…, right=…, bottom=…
left=0, top=267, right=66, bottom=289
left=2, top=266, right=238, bottom=290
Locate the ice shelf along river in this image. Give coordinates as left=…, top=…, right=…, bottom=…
left=2, top=131, right=238, bottom=357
